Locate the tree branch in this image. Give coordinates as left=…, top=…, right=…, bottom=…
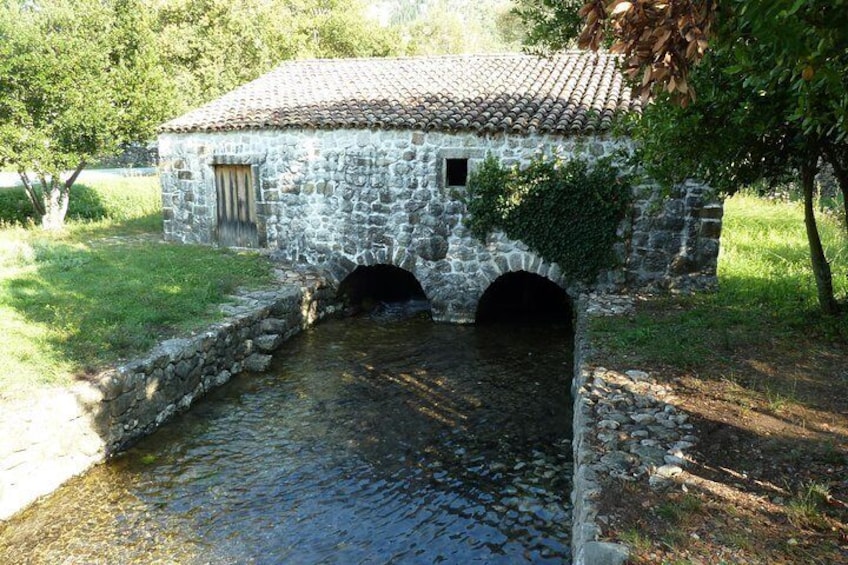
left=64, top=160, right=87, bottom=191
left=18, top=170, right=45, bottom=216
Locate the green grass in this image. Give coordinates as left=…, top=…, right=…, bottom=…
left=0, top=177, right=162, bottom=227
left=593, top=193, right=848, bottom=369
left=786, top=481, right=832, bottom=530
left=0, top=177, right=273, bottom=399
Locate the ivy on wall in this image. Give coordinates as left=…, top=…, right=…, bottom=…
left=465, top=154, right=632, bottom=282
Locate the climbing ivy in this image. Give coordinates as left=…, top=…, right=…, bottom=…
left=465, top=154, right=632, bottom=282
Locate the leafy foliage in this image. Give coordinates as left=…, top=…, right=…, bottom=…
left=466, top=155, right=631, bottom=282
left=388, top=0, right=525, bottom=55
left=520, top=0, right=848, bottom=313
left=0, top=0, right=172, bottom=229
left=152, top=0, right=399, bottom=113
left=577, top=0, right=715, bottom=104
left=513, top=0, right=601, bottom=52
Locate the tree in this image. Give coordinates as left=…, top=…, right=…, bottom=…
left=519, top=0, right=847, bottom=314
left=0, top=0, right=172, bottom=229
left=513, top=0, right=585, bottom=52
left=151, top=0, right=400, bottom=113
left=382, top=0, right=525, bottom=55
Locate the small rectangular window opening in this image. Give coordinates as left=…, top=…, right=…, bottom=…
left=445, top=158, right=469, bottom=187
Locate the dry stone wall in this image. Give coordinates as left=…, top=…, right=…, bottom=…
left=92, top=284, right=337, bottom=454
left=159, top=129, right=722, bottom=322
left=571, top=293, right=700, bottom=565
left=0, top=280, right=339, bottom=522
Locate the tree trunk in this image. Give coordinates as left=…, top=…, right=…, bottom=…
left=822, top=145, right=848, bottom=234
left=36, top=161, right=84, bottom=230
left=40, top=178, right=70, bottom=230
left=801, top=159, right=840, bottom=315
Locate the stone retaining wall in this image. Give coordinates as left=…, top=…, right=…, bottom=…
left=0, top=280, right=339, bottom=521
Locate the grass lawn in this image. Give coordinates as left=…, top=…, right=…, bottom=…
left=592, top=193, right=848, bottom=564
left=0, top=177, right=273, bottom=400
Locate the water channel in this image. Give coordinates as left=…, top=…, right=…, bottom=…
left=0, top=314, right=573, bottom=564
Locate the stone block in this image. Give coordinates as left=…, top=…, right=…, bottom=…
left=260, top=318, right=287, bottom=333
left=699, top=220, right=722, bottom=239
left=417, top=236, right=448, bottom=261
left=255, top=333, right=283, bottom=353
left=581, top=542, right=629, bottom=565
left=244, top=353, right=273, bottom=373
left=698, top=203, right=724, bottom=219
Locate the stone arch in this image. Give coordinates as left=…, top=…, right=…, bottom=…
left=475, top=270, right=573, bottom=324
left=324, top=245, right=421, bottom=286
left=336, top=262, right=430, bottom=315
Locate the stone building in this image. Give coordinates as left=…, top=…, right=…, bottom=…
left=158, top=52, right=722, bottom=322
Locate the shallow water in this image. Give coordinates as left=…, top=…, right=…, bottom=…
left=0, top=317, right=573, bottom=564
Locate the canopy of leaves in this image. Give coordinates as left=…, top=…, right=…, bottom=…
left=0, top=0, right=171, bottom=176
left=512, top=0, right=586, bottom=52
left=379, top=0, right=525, bottom=55
left=151, top=0, right=400, bottom=114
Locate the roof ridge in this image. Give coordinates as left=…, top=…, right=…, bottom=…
left=276, top=50, right=598, bottom=64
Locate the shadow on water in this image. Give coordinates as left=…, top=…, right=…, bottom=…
left=0, top=267, right=576, bottom=564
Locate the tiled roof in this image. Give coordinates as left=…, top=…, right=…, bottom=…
left=160, top=51, right=639, bottom=136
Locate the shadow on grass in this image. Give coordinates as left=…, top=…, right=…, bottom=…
left=596, top=367, right=848, bottom=564
left=0, top=221, right=272, bottom=380
left=680, top=412, right=847, bottom=562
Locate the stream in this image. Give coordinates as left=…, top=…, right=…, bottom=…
left=0, top=316, right=573, bottom=564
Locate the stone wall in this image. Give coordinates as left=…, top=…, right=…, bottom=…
left=0, top=281, right=338, bottom=521
left=158, top=128, right=722, bottom=322
left=570, top=293, right=700, bottom=565
left=92, top=284, right=337, bottom=454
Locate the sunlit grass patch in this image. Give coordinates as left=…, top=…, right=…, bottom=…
left=0, top=177, right=274, bottom=400
left=718, top=194, right=847, bottom=317
left=593, top=193, right=848, bottom=370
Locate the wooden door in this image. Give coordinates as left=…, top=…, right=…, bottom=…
left=215, top=164, right=258, bottom=248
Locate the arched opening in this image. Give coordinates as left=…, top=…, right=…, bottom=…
left=337, top=264, right=431, bottom=319
left=475, top=271, right=572, bottom=324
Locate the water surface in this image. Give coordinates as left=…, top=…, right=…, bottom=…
left=0, top=317, right=573, bottom=564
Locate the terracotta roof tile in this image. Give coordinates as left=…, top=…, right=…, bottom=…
left=159, top=51, right=639, bottom=136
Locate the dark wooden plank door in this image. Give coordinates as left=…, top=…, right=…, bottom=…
left=215, top=164, right=258, bottom=248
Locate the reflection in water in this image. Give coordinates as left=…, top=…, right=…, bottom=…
left=0, top=317, right=573, bottom=564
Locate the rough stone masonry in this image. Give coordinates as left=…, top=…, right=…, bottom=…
left=159, top=128, right=723, bottom=322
